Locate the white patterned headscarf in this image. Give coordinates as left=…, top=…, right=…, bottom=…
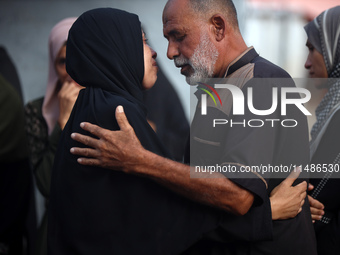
left=304, top=6, right=340, bottom=140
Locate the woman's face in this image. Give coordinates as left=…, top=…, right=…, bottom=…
left=142, top=32, right=158, bottom=90
left=305, top=40, right=328, bottom=80
left=55, top=44, right=73, bottom=84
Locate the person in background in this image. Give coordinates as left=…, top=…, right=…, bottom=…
left=0, top=46, right=24, bottom=102
left=0, top=47, right=36, bottom=255
left=304, top=5, right=340, bottom=255
left=0, top=74, right=36, bottom=255
left=24, top=17, right=83, bottom=255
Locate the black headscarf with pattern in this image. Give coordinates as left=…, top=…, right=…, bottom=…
left=305, top=6, right=340, bottom=139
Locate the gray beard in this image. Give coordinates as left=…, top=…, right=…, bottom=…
left=174, top=32, right=219, bottom=85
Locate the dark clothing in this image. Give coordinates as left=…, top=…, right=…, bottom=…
left=24, top=97, right=62, bottom=198
left=49, top=88, right=218, bottom=255
left=305, top=7, right=340, bottom=254
left=143, top=67, right=189, bottom=162
left=0, top=75, right=37, bottom=255
left=24, top=97, right=62, bottom=255
left=309, top=109, right=340, bottom=255
left=48, top=8, right=218, bottom=255
left=186, top=48, right=317, bottom=254
left=0, top=47, right=23, bottom=102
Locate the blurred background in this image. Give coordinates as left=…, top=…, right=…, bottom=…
left=1, top=0, right=339, bottom=118
left=1, top=0, right=339, bottom=233
left=1, top=0, right=338, bottom=114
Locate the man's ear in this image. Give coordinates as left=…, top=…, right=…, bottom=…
left=210, top=14, right=226, bottom=42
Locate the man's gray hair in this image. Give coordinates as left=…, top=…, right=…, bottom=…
left=188, top=0, right=239, bottom=29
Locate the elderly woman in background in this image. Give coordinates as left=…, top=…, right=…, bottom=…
left=24, top=17, right=83, bottom=255
left=304, top=5, right=340, bottom=255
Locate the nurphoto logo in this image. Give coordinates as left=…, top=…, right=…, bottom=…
left=197, top=79, right=312, bottom=128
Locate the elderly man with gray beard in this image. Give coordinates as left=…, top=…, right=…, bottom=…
left=69, top=0, right=317, bottom=254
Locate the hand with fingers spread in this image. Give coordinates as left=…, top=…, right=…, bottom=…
left=70, top=105, right=255, bottom=215
left=270, top=167, right=307, bottom=220
left=70, top=105, right=144, bottom=172
left=308, top=184, right=325, bottom=223
left=58, top=80, right=83, bottom=130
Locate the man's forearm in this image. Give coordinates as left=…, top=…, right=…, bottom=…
left=126, top=148, right=254, bottom=215
left=71, top=111, right=305, bottom=220
left=70, top=115, right=254, bottom=215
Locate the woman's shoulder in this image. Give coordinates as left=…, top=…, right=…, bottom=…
left=96, top=92, right=142, bottom=117
left=76, top=89, right=145, bottom=131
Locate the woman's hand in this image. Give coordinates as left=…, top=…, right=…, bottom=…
left=270, top=167, right=307, bottom=220
left=58, top=80, right=83, bottom=130
left=308, top=184, right=325, bottom=223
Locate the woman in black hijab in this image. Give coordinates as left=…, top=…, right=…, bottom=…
left=48, top=8, right=218, bottom=255
left=305, top=5, right=340, bottom=255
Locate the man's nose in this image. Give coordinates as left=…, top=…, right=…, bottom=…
left=167, top=41, right=179, bottom=60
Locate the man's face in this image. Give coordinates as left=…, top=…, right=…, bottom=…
left=163, top=0, right=219, bottom=84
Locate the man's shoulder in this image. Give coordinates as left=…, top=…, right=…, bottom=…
left=251, top=55, right=291, bottom=79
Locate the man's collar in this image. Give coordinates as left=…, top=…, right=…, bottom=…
left=194, top=47, right=259, bottom=100
left=224, top=46, right=259, bottom=77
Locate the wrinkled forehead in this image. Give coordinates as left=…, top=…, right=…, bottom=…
left=162, top=0, right=198, bottom=35
left=163, top=0, right=195, bottom=24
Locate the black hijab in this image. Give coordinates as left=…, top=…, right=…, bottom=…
left=48, top=8, right=218, bottom=255
left=66, top=7, right=145, bottom=111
